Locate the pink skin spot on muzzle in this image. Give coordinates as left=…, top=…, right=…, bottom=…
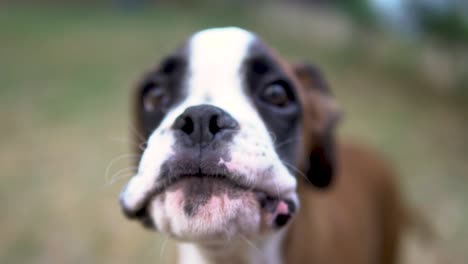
left=261, top=198, right=295, bottom=229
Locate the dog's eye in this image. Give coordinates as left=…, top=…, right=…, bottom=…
left=261, top=82, right=291, bottom=108
left=142, top=83, right=167, bottom=112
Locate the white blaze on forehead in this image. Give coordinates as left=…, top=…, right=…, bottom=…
left=187, top=27, right=255, bottom=111
left=189, top=27, right=254, bottom=79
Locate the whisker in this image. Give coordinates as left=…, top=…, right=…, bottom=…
left=109, top=166, right=138, bottom=184
left=239, top=234, right=261, bottom=254
left=129, top=124, right=149, bottom=152
left=128, top=124, right=147, bottom=144
left=159, top=237, right=168, bottom=263
left=282, top=160, right=312, bottom=185
left=274, top=136, right=300, bottom=149
left=104, top=166, right=137, bottom=187
left=108, top=129, right=146, bottom=155
left=140, top=235, right=164, bottom=260
left=221, top=234, right=232, bottom=251
left=104, top=153, right=139, bottom=184
left=268, top=131, right=278, bottom=144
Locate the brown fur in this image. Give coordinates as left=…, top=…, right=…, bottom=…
left=284, top=142, right=403, bottom=264
left=282, top=62, right=403, bottom=263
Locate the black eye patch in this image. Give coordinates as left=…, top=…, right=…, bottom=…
left=243, top=42, right=302, bottom=171
left=160, top=56, right=185, bottom=75
left=250, top=57, right=270, bottom=75
left=135, top=54, right=189, bottom=142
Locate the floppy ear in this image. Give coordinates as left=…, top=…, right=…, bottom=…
left=293, top=63, right=341, bottom=188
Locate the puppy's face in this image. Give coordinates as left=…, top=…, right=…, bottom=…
left=120, top=28, right=338, bottom=243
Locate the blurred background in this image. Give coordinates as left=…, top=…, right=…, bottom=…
left=1, top=0, right=467, bottom=263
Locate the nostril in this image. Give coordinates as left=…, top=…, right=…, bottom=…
left=181, top=116, right=194, bottom=135
left=209, top=115, right=220, bottom=135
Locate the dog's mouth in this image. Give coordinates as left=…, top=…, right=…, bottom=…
left=123, top=171, right=296, bottom=232
left=158, top=172, right=251, bottom=195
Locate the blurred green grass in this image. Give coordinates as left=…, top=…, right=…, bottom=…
left=0, top=4, right=467, bottom=264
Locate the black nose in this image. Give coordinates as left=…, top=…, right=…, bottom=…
left=172, top=104, right=238, bottom=146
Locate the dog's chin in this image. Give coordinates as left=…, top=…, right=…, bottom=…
left=147, top=176, right=267, bottom=242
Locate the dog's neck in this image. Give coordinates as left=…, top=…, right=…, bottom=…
left=177, top=229, right=287, bottom=264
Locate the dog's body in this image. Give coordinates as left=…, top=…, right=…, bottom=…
left=119, top=27, right=403, bottom=264
left=285, top=142, right=402, bottom=264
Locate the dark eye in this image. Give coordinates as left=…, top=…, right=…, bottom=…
left=261, top=82, right=291, bottom=107
left=142, top=83, right=167, bottom=112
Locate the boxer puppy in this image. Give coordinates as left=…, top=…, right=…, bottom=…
left=120, top=27, right=403, bottom=264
